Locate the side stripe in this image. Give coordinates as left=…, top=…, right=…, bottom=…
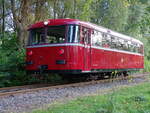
left=26, top=43, right=84, bottom=48
left=91, top=46, right=143, bottom=56
left=27, top=43, right=144, bottom=56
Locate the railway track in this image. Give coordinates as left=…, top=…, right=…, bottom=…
left=0, top=73, right=149, bottom=97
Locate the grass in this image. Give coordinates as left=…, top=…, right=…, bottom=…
left=32, top=82, right=150, bottom=113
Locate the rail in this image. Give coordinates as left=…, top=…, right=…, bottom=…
left=0, top=73, right=149, bottom=97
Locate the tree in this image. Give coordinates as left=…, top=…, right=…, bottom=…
left=79, top=0, right=94, bottom=21
left=0, top=0, right=5, bottom=36
left=10, top=0, right=31, bottom=47
left=91, top=0, right=129, bottom=32
left=34, top=0, right=48, bottom=22
left=124, top=1, right=146, bottom=37
left=2, top=0, right=5, bottom=36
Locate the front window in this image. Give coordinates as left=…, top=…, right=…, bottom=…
left=46, top=26, right=66, bottom=44
left=28, top=25, right=80, bottom=46
left=28, top=25, right=66, bottom=45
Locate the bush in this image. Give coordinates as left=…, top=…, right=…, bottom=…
left=0, top=33, right=27, bottom=87
left=143, top=57, right=150, bottom=72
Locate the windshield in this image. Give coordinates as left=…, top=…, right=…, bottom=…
left=28, top=25, right=66, bottom=45
left=28, top=25, right=80, bottom=46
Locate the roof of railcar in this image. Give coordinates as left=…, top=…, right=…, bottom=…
left=28, top=19, right=79, bottom=29
left=28, top=19, right=143, bottom=45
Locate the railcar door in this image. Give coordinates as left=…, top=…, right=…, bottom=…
left=81, top=27, right=91, bottom=71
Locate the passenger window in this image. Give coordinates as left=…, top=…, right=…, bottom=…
left=81, top=27, right=90, bottom=44
left=118, top=38, right=124, bottom=50
left=111, top=36, right=117, bottom=49
left=130, top=43, right=134, bottom=52
left=137, top=44, right=140, bottom=53
left=140, top=45, right=143, bottom=54
left=106, top=34, right=111, bottom=47
left=102, top=33, right=110, bottom=48
left=127, top=41, right=131, bottom=52
left=123, top=40, right=128, bottom=51
left=135, top=43, right=138, bottom=53
left=131, top=43, right=136, bottom=52
left=91, top=31, right=102, bottom=46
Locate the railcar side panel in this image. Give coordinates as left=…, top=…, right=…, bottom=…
left=91, top=47, right=144, bottom=70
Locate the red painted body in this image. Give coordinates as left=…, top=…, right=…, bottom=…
left=26, top=45, right=84, bottom=71
left=91, top=48, right=143, bottom=69
left=26, top=19, right=144, bottom=74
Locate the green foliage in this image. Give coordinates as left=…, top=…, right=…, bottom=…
left=79, top=0, right=94, bottom=21
left=143, top=58, right=150, bottom=72
left=32, top=82, right=150, bottom=113
left=124, top=1, right=146, bottom=38
left=0, top=33, right=26, bottom=87
left=45, top=74, right=63, bottom=84
left=32, top=74, right=63, bottom=84
left=130, top=95, right=147, bottom=102
left=91, top=0, right=129, bottom=32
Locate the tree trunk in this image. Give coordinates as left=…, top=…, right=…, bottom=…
left=34, top=0, right=46, bottom=22
left=10, top=0, right=31, bottom=48
left=53, top=0, right=57, bottom=19
left=2, top=0, right=5, bottom=36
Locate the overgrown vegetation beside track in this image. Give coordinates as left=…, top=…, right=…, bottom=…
left=0, top=33, right=26, bottom=87
left=32, top=82, right=150, bottom=113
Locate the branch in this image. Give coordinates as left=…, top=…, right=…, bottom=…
left=10, top=0, right=17, bottom=23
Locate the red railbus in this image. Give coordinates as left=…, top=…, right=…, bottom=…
left=26, top=19, right=144, bottom=75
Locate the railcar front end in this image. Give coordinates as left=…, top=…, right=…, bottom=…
left=26, top=22, right=85, bottom=74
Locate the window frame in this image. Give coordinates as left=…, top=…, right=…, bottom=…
left=28, top=25, right=67, bottom=46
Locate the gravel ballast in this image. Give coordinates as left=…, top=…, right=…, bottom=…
left=0, top=76, right=149, bottom=113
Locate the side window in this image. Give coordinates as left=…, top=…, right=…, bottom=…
left=91, top=30, right=102, bottom=46
left=111, top=36, right=117, bottom=49
left=137, top=44, right=140, bottom=54
left=138, top=44, right=142, bottom=54
left=140, top=45, right=143, bottom=54
left=81, top=27, right=90, bottom=44
left=106, top=34, right=111, bottom=48
left=67, top=25, right=80, bottom=43
left=135, top=43, right=138, bottom=53
left=102, top=33, right=110, bottom=48
left=129, top=42, right=141, bottom=53
left=118, top=38, right=124, bottom=50
left=130, top=42, right=134, bottom=52
left=131, top=42, right=136, bottom=52
left=128, top=41, right=132, bottom=52
left=123, top=40, right=128, bottom=51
